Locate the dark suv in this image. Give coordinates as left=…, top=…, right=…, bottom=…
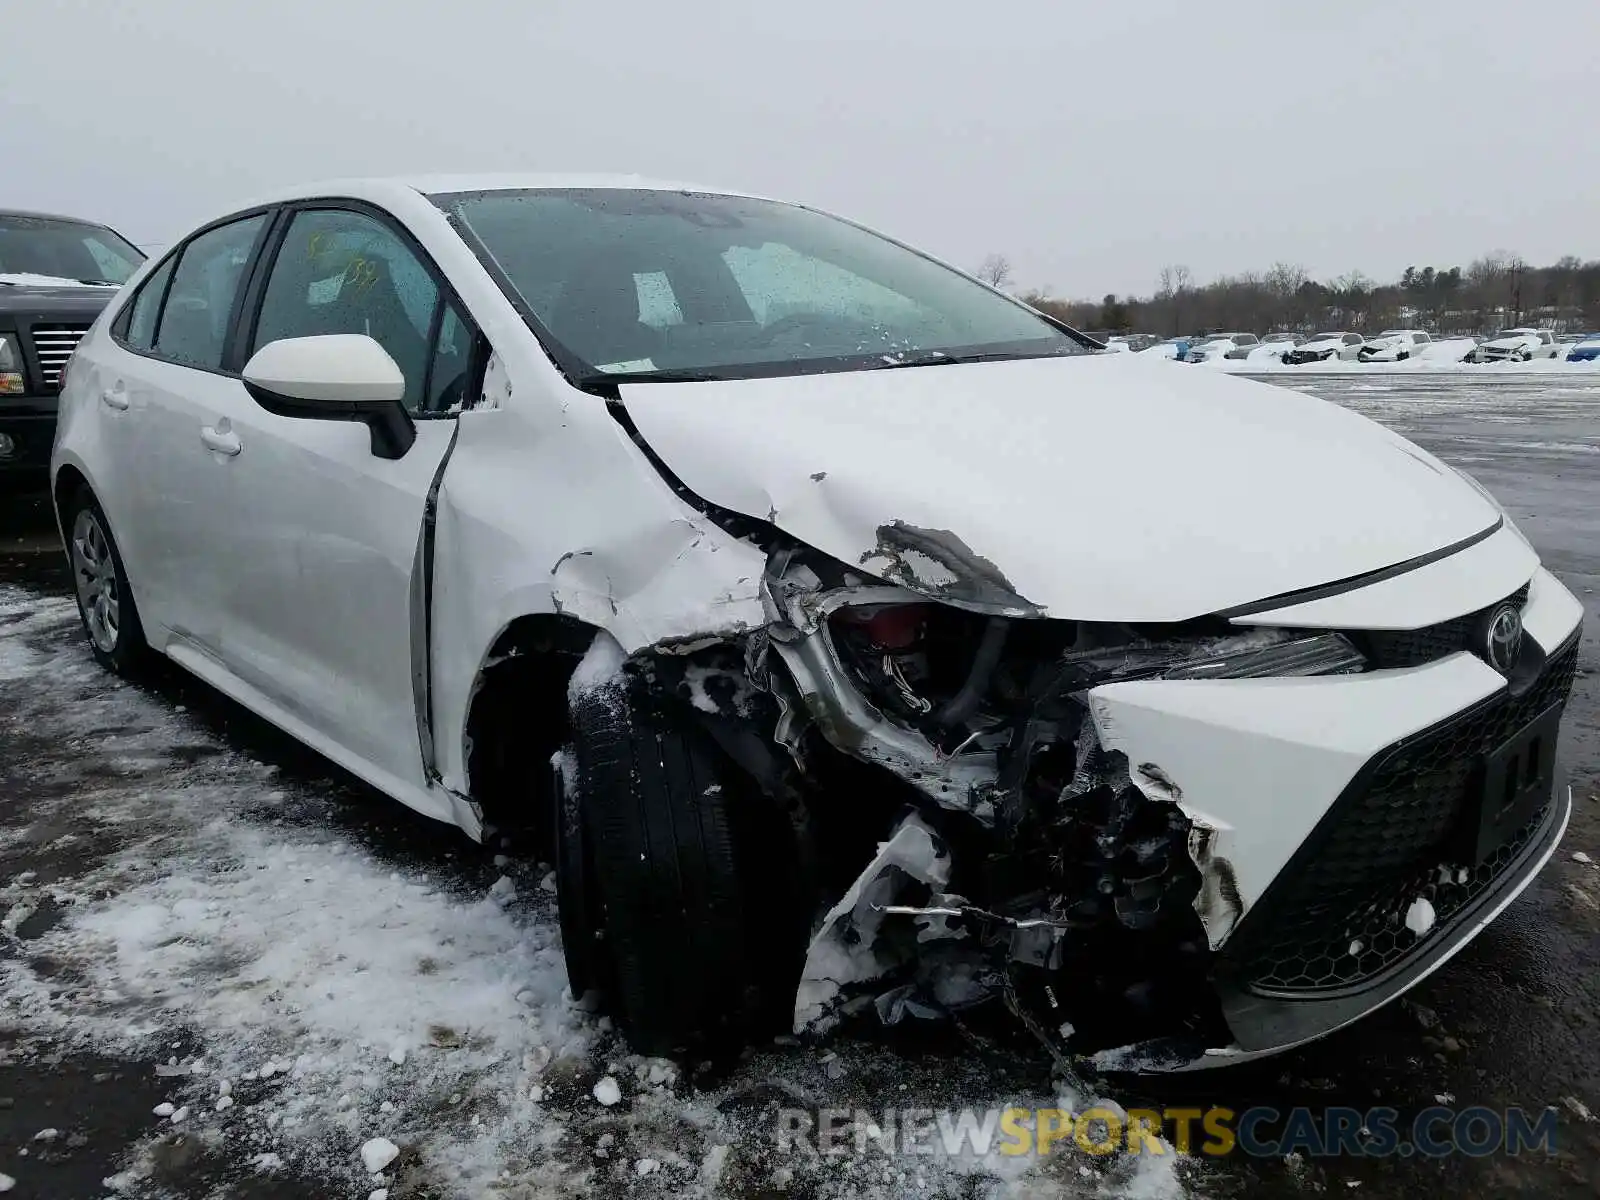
left=1, top=209, right=145, bottom=490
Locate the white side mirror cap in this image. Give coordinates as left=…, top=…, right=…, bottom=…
left=243, top=334, right=405, bottom=407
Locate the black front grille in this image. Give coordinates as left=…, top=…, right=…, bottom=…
left=1357, top=583, right=1530, bottom=669
left=1227, top=635, right=1578, bottom=995
left=26, top=322, right=90, bottom=391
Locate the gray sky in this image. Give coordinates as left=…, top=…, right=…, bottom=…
left=5, top=0, right=1597, bottom=298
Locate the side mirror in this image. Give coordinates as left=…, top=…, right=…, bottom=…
left=242, top=334, right=416, bottom=460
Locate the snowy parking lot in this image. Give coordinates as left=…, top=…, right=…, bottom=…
left=2, top=373, right=1599, bottom=1199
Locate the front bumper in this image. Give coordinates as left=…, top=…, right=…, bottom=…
left=1088, top=567, right=1583, bottom=1067
left=0, top=400, right=57, bottom=482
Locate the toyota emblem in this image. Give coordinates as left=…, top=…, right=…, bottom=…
left=1482, top=603, right=1524, bottom=674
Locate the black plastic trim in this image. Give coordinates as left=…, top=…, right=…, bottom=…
left=1218, top=517, right=1504, bottom=620
left=1215, top=775, right=1570, bottom=1054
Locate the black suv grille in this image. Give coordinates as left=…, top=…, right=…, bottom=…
left=1226, top=634, right=1578, bottom=995
left=26, top=322, right=90, bottom=390
left=1356, top=583, right=1530, bottom=669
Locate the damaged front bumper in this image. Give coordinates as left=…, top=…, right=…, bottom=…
left=759, top=556, right=1585, bottom=1069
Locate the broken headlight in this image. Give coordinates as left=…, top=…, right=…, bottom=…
left=1060, top=630, right=1366, bottom=685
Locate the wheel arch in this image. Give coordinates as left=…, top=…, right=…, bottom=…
left=51, top=461, right=93, bottom=537
left=461, top=611, right=603, bottom=846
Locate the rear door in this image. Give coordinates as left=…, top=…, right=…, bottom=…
left=214, top=201, right=485, bottom=787
left=101, top=211, right=273, bottom=649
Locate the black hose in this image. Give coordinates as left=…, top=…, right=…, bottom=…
left=934, top=617, right=1009, bottom=728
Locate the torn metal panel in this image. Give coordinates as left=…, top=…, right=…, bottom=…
left=793, top=812, right=957, bottom=1036
left=426, top=390, right=768, bottom=799
left=762, top=565, right=1002, bottom=816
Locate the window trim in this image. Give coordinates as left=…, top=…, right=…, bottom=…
left=237, top=197, right=486, bottom=419
left=109, top=205, right=279, bottom=380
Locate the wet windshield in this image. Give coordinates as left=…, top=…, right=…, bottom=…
left=433, top=188, right=1087, bottom=385
left=0, top=214, right=144, bottom=284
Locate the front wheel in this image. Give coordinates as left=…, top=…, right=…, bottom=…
left=65, top=491, right=148, bottom=675
left=566, top=684, right=806, bottom=1057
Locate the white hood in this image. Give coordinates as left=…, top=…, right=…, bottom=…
left=620, top=355, right=1498, bottom=622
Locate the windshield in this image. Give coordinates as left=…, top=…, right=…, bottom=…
left=0, top=213, right=144, bottom=284
left=433, top=189, right=1086, bottom=384
left=1312, top=332, right=1346, bottom=341
left=1495, top=329, right=1531, bottom=339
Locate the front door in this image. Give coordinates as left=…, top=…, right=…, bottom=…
left=213, top=204, right=481, bottom=788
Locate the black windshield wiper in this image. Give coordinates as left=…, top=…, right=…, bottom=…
left=576, top=368, right=733, bottom=390
left=870, top=349, right=1065, bottom=371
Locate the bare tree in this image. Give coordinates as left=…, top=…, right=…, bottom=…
left=1157, top=264, right=1193, bottom=334
left=975, top=254, right=1013, bottom=289
left=1264, top=262, right=1310, bottom=301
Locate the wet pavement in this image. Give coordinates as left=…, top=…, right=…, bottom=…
left=1, top=373, right=1598, bottom=1198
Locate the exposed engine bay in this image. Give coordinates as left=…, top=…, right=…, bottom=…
left=632, top=547, right=1371, bottom=1064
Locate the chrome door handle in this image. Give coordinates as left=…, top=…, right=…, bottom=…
left=200, top=426, right=242, bottom=456
left=101, top=387, right=129, bottom=411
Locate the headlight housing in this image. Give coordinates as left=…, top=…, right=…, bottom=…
left=1058, top=629, right=1366, bottom=684
left=0, top=332, right=24, bottom=395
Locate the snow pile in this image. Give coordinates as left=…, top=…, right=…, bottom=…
left=0, top=586, right=1188, bottom=1198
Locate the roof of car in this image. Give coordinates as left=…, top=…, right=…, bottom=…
left=244, top=173, right=759, bottom=207
left=0, top=207, right=119, bottom=229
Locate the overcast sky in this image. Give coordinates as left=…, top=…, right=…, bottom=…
left=5, top=0, right=1597, bottom=298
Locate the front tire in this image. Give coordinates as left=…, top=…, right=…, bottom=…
left=64, top=490, right=148, bottom=675
left=567, top=684, right=801, bottom=1057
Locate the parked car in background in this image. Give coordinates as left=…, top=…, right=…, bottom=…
left=1282, top=332, right=1365, bottom=365
left=1186, top=332, right=1258, bottom=362
left=1107, top=333, right=1161, bottom=353
left=51, top=174, right=1583, bottom=1071
left=1358, top=330, right=1433, bottom=362
left=1564, top=334, right=1600, bottom=363
left=1465, top=329, right=1560, bottom=363
left=1141, top=335, right=1192, bottom=359
left=1231, top=332, right=1301, bottom=361
left=0, top=209, right=145, bottom=490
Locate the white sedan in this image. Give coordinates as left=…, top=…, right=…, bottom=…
left=52, top=175, right=1582, bottom=1070
left=1467, top=328, right=1561, bottom=363
left=1184, top=332, right=1259, bottom=362
left=1282, top=332, right=1367, bottom=364
left=1358, top=330, right=1433, bottom=362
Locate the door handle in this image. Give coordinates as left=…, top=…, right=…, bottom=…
left=101, top=386, right=129, bottom=411
left=200, top=426, right=242, bottom=456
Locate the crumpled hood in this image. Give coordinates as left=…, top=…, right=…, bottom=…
left=620, top=354, right=1499, bottom=621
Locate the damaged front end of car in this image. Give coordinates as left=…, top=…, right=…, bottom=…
left=640, top=543, right=1367, bottom=1068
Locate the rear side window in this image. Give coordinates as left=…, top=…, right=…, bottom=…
left=155, top=215, right=267, bottom=370
left=122, top=257, right=176, bottom=351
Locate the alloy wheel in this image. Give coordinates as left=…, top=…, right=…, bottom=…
left=70, top=508, right=121, bottom=654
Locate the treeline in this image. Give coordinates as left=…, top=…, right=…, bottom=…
left=993, top=254, right=1600, bottom=337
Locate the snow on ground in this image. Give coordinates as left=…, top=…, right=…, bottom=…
left=0, top=588, right=1191, bottom=1198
